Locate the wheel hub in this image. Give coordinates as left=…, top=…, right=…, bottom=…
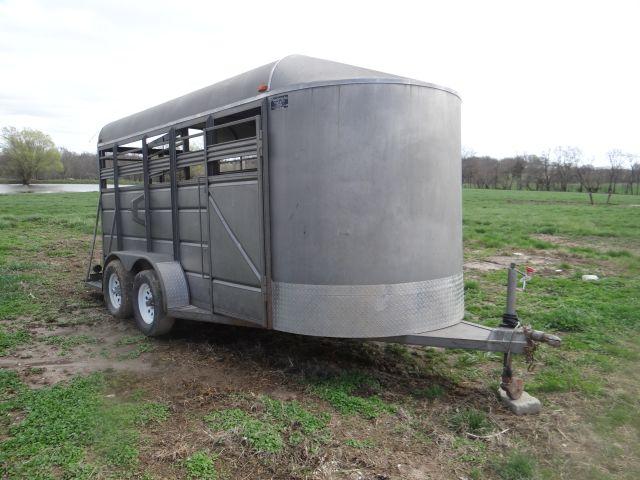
left=138, top=283, right=155, bottom=325
left=108, top=273, right=122, bottom=309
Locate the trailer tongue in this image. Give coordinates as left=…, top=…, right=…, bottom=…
left=375, top=321, right=559, bottom=355
left=370, top=262, right=561, bottom=403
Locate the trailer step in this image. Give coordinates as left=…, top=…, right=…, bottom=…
left=85, top=280, right=102, bottom=291
left=169, top=305, right=214, bottom=322
left=167, top=305, right=269, bottom=329
left=375, top=321, right=529, bottom=353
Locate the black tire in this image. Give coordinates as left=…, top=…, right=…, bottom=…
left=103, top=259, right=133, bottom=319
left=132, top=269, right=175, bottom=336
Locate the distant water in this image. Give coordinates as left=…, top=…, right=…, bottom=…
left=0, top=183, right=99, bottom=194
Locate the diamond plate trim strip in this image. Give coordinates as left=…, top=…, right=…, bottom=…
left=272, top=273, right=464, bottom=338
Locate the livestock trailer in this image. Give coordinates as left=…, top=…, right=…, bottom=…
left=87, top=55, right=559, bottom=400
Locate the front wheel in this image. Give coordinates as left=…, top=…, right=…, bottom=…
left=132, top=269, right=175, bottom=336
left=103, top=260, right=133, bottom=319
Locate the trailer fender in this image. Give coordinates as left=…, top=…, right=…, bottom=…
left=105, top=251, right=189, bottom=310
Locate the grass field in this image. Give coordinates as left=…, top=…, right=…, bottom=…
left=1, top=189, right=639, bottom=479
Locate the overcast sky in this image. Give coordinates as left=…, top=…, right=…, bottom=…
left=0, top=0, right=638, bottom=165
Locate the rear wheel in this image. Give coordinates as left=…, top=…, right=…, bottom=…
left=103, top=260, right=133, bottom=318
left=132, top=269, right=175, bottom=336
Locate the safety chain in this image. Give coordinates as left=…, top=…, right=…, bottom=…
left=523, top=325, right=538, bottom=371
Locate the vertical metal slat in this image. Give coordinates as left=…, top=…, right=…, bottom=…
left=259, top=101, right=273, bottom=329
left=198, top=176, right=205, bottom=279
left=204, top=116, right=214, bottom=313
left=169, top=128, right=180, bottom=261
left=142, top=136, right=152, bottom=252
left=97, top=148, right=106, bottom=265
left=113, top=145, right=122, bottom=251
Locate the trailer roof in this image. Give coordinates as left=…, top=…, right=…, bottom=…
left=98, top=55, right=459, bottom=147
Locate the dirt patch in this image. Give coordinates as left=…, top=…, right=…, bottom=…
left=534, top=233, right=640, bottom=256
left=0, top=358, right=153, bottom=387
left=1, top=319, right=150, bottom=386
left=1, top=314, right=298, bottom=395
left=465, top=253, right=563, bottom=272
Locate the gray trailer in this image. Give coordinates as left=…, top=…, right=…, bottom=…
left=87, top=55, right=559, bottom=402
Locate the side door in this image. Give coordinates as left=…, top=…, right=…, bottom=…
left=206, top=115, right=266, bottom=326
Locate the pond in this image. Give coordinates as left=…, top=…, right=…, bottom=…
left=0, top=183, right=99, bottom=194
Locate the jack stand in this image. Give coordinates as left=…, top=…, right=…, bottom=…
left=500, top=263, right=524, bottom=400
left=497, top=263, right=544, bottom=414
left=500, top=351, right=524, bottom=400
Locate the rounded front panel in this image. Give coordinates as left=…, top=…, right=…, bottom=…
left=268, top=83, right=463, bottom=337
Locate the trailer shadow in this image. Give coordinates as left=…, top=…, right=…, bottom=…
left=162, top=319, right=461, bottom=397
left=4, top=282, right=464, bottom=402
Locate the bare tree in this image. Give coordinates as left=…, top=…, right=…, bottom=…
left=521, top=155, right=545, bottom=190
left=540, top=151, right=553, bottom=191
left=468, top=156, right=499, bottom=189
left=606, top=149, right=625, bottom=200
left=461, top=147, right=477, bottom=187
left=461, top=158, right=473, bottom=187
left=512, top=155, right=527, bottom=189
left=631, top=157, right=640, bottom=196
left=551, top=146, right=580, bottom=192
left=497, top=158, right=513, bottom=190
left=58, top=148, right=98, bottom=179
left=575, top=159, right=601, bottom=205
left=623, top=154, right=635, bottom=194
left=498, top=157, right=526, bottom=190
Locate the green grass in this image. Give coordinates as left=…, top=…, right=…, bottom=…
left=345, top=438, right=375, bottom=449
left=0, top=326, right=31, bottom=356
left=42, top=334, right=98, bottom=355
left=205, top=396, right=330, bottom=454
left=462, top=189, right=640, bottom=251
left=490, top=451, right=536, bottom=480
left=117, top=342, right=154, bottom=360
left=205, top=408, right=284, bottom=454
left=262, top=396, right=330, bottom=438
left=413, top=383, right=446, bottom=400
left=310, top=371, right=396, bottom=419
left=0, top=271, right=39, bottom=320
left=114, top=335, right=155, bottom=359
left=0, top=371, right=170, bottom=478
left=116, top=335, right=147, bottom=346
left=448, top=407, right=493, bottom=436
left=184, top=451, right=218, bottom=480
left=0, top=192, right=98, bottom=321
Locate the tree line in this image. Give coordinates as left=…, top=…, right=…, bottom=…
left=0, top=127, right=98, bottom=184
left=462, top=147, right=640, bottom=203
left=2, top=128, right=639, bottom=205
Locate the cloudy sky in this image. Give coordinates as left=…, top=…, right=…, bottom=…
left=0, top=0, right=638, bottom=164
